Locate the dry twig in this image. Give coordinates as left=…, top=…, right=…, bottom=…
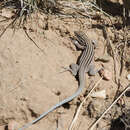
left=24, top=28, right=45, bottom=54
left=103, top=26, right=120, bottom=84
left=89, top=84, right=130, bottom=130
left=69, top=77, right=103, bottom=130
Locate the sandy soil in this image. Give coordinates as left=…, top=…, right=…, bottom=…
left=0, top=1, right=129, bottom=130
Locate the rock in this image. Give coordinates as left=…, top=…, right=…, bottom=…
left=107, top=0, right=123, bottom=4
left=1, top=9, right=14, bottom=18
left=125, top=90, right=130, bottom=97
left=99, top=68, right=112, bottom=80
left=127, top=74, right=130, bottom=80
left=87, top=99, right=105, bottom=118
left=90, top=90, right=106, bottom=99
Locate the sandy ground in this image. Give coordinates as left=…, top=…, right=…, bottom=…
left=0, top=1, right=130, bottom=130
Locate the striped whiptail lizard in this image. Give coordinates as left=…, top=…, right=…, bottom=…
left=18, top=31, right=98, bottom=130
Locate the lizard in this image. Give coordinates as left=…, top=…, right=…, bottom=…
left=18, top=31, right=98, bottom=130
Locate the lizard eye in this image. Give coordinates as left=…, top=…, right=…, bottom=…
left=92, top=40, right=97, bottom=48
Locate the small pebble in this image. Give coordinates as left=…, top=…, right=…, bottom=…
left=91, top=90, right=106, bottom=99
left=1, top=9, right=14, bottom=18
left=99, top=68, right=111, bottom=80
left=127, top=74, right=130, bottom=81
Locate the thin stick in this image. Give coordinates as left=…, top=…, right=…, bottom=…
left=69, top=77, right=103, bottom=130
left=24, top=28, right=45, bottom=54
left=89, top=84, right=130, bottom=130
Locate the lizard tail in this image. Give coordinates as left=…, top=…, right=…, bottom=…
left=18, top=79, right=85, bottom=130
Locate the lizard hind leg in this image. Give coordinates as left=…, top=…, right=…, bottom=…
left=88, top=64, right=98, bottom=76
left=60, top=64, right=79, bottom=76
left=69, top=63, right=79, bottom=76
